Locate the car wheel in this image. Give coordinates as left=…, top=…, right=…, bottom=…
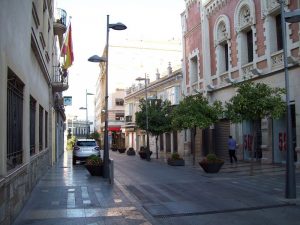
left=72, top=156, right=76, bottom=165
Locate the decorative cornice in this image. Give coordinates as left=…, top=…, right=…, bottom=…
left=205, top=0, right=230, bottom=17
left=185, top=0, right=198, bottom=9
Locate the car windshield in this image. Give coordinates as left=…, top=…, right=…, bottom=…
left=77, top=141, right=96, bottom=147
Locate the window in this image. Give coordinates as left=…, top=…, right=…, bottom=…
left=115, top=98, right=124, bottom=106
left=30, top=96, right=36, bottom=155
left=7, top=69, right=24, bottom=170
left=234, top=2, right=256, bottom=65
left=76, top=140, right=96, bottom=147
left=39, top=105, right=43, bottom=151
left=115, top=113, right=124, bottom=121
left=246, top=30, right=253, bottom=63
left=190, top=56, right=198, bottom=84
left=224, top=43, right=229, bottom=71
left=45, top=111, right=48, bottom=148
left=214, top=17, right=231, bottom=74
left=276, top=14, right=283, bottom=51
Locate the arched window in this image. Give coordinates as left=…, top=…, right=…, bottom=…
left=234, top=0, right=256, bottom=66
left=188, top=49, right=200, bottom=90
left=214, top=15, right=231, bottom=75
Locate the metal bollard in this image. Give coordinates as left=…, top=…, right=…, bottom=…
left=109, top=158, right=114, bottom=185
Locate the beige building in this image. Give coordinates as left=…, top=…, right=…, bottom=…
left=124, top=65, right=183, bottom=156
left=0, top=1, right=69, bottom=224
left=95, top=85, right=126, bottom=148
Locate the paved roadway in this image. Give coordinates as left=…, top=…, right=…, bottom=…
left=12, top=150, right=300, bottom=225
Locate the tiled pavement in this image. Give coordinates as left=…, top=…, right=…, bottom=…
left=12, top=152, right=155, bottom=225
left=12, top=150, right=300, bottom=225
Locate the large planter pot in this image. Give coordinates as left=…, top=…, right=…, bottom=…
left=85, top=165, right=103, bottom=176
left=139, top=151, right=152, bottom=159
left=118, top=148, right=126, bottom=153
left=111, top=148, right=118, bottom=152
left=127, top=149, right=136, bottom=156
left=199, top=161, right=224, bottom=173
left=167, top=159, right=185, bottom=166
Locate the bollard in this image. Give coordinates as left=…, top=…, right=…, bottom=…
left=109, top=158, right=114, bottom=185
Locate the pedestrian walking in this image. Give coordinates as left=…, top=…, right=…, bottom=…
left=228, top=135, right=237, bottom=163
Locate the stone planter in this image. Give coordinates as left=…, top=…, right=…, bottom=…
left=118, top=148, right=126, bottom=153
left=126, top=148, right=136, bottom=156
left=199, top=161, right=224, bottom=173
left=139, top=151, right=152, bottom=159
left=167, top=158, right=185, bottom=166
left=85, top=165, right=103, bottom=176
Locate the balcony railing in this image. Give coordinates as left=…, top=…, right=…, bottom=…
left=54, top=8, right=67, bottom=45
left=55, top=8, right=67, bottom=26
left=52, top=66, right=69, bottom=92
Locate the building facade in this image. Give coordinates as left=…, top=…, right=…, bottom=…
left=0, top=1, right=69, bottom=224
left=182, top=0, right=300, bottom=163
left=94, top=84, right=126, bottom=149
left=124, top=65, right=183, bottom=156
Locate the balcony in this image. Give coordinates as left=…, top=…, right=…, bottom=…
left=125, top=115, right=132, bottom=123
left=54, top=8, right=67, bottom=46
left=52, top=66, right=69, bottom=92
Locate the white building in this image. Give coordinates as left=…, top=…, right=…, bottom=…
left=0, top=1, right=69, bottom=224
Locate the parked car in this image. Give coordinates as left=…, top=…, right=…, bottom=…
left=73, top=139, right=101, bottom=165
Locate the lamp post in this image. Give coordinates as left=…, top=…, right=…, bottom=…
left=79, top=106, right=87, bottom=137
left=71, top=115, right=77, bottom=136
left=279, top=0, right=299, bottom=199
left=136, top=74, right=150, bottom=161
left=86, top=89, right=94, bottom=138
left=88, top=15, right=127, bottom=179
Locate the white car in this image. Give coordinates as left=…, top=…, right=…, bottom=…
left=72, top=139, right=101, bottom=165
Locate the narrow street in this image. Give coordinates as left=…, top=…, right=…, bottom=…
left=12, top=150, right=300, bottom=225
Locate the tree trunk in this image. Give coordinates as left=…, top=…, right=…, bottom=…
left=250, top=120, right=258, bottom=176
left=191, top=126, right=197, bottom=165
left=155, top=135, right=159, bottom=159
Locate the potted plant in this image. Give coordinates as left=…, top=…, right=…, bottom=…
left=85, top=155, right=103, bottom=176
left=138, top=146, right=152, bottom=159
left=167, top=152, right=185, bottom=166
left=126, top=147, right=136, bottom=156
left=118, top=144, right=126, bottom=153
left=111, top=143, right=118, bottom=151
left=199, top=153, right=224, bottom=173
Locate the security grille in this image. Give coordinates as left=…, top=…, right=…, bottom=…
left=45, top=111, right=48, bottom=148
left=39, top=105, right=43, bottom=151
left=30, top=96, right=36, bottom=155
left=7, top=69, right=24, bottom=170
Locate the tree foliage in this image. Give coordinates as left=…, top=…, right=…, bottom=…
left=225, top=82, right=286, bottom=122
left=135, top=99, right=173, bottom=136
left=171, top=93, right=223, bottom=130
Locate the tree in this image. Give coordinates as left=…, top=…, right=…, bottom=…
left=171, top=93, right=223, bottom=164
left=225, top=81, right=285, bottom=174
left=135, top=99, right=173, bottom=159
left=90, top=131, right=101, bottom=147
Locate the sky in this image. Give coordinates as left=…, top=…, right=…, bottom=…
left=57, top=0, right=186, bottom=122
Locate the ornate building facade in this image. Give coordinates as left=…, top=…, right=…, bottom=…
left=182, top=0, right=300, bottom=163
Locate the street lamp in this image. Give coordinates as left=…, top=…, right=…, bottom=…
left=88, top=15, right=127, bottom=179
left=71, top=115, right=77, bottom=136
left=86, top=89, right=94, bottom=138
left=79, top=107, right=87, bottom=137
left=136, top=74, right=150, bottom=161
left=279, top=0, right=298, bottom=199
